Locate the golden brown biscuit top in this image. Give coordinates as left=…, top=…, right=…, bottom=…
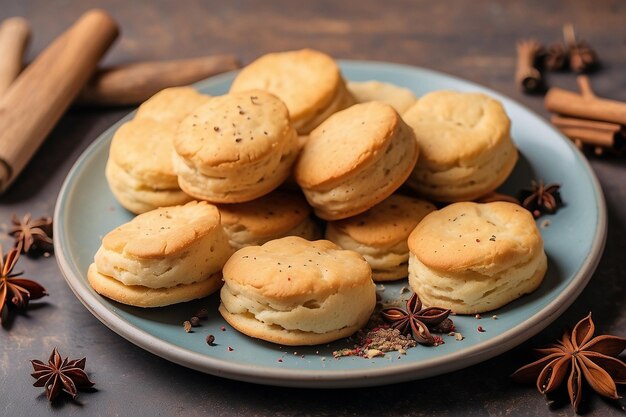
left=295, top=102, right=400, bottom=188
left=408, top=202, right=543, bottom=273
left=223, top=237, right=372, bottom=300
left=102, top=201, right=221, bottom=259
left=174, top=90, right=295, bottom=168
left=402, top=91, right=511, bottom=166
left=330, top=194, right=436, bottom=247
left=218, top=191, right=311, bottom=237
left=229, top=49, right=340, bottom=123
left=109, top=119, right=177, bottom=178
left=135, top=87, right=211, bottom=123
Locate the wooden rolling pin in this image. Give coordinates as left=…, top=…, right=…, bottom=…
left=0, top=10, right=118, bottom=192
left=77, top=55, right=240, bottom=106
left=0, top=17, right=31, bottom=96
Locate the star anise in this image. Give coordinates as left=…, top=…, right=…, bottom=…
left=8, top=214, right=54, bottom=255
left=544, top=43, right=569, bottom=71
left=569, top=41, right=600, bottom=73
left=512, top=313, right=626, bottom=412
left=563, top=23, right=600, bottom=74
left=519, top=180, right=562, bottom=218
left=31, top=348, right=95, bottom=402
left=0, top=244, right=48, bottom=324
left=381, top=293, right=452, bottom=346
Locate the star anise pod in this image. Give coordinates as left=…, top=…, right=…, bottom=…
left=8, top=214, right=54, bottom=255
left=512, top=313, right=626, bottom=413
left=519, top=180, right=562, bottom=218
left=31, top=348, right=95, bottom=402
left=544, top=43, right=569, bottom=71
left=563, top=23, right=600, bottom=74
left=381, top=293, right=452, bottom=346
left=0, top=244, right=48, bottom=324
left=569, top=41, right=600, bottom=73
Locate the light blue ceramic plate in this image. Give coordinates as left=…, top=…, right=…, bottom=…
left=54, top=61, right=607, bottom=388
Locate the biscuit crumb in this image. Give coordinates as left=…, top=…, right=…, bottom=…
left=492, top=315, right=498, bottom=320
left=455, top=332, right=464, bottom=341
left=183, top=321, right=192, bottom=333
left=541, top=219, right=551, bottom=228
left=365, top=349, right=385, bottom=359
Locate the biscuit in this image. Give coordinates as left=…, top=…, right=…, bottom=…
left=88, top=201, right=232, bottom=307
left=407, top=202, right=547, bottom=314
left=295, top=102, right=419, bottom=220
left=173, top=90, right=299, bottom=203
left=402, top=91, right=518, bottom=202
left=347, top=81, right=417, bottom=113
left=230, top=49, right=354, bottom=134
left=219, top=237, right=376, bottom=345
left=106, top=118, right=193, bottom=214
left=326, top=194, right=435, bottom=281
left=135, top=87, right=211, bottom=123
left=218, top=191, right=320, bottom=250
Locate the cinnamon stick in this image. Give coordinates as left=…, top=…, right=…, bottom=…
left=557, top=126, right=617, bottom=148
left=515, top=39, right=544, bottom=93
left=551, top=115, right=620, bottom=133
left=77, top=55, right=239, bottom=106
left=545, top=76, right=626, bottom=125
left=0, top=17, right=31, bottom=96
left=0, top=10, right=118, bottom=192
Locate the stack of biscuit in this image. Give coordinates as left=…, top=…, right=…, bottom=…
left=93, top=48, right=549, bottom=346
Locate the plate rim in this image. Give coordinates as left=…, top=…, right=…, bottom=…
left=53, top=60, right=607, bottom=388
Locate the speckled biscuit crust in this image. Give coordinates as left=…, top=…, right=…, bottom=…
left=402, top=91, right=518, bottom=202
left=135, top=87, right=211, bottom=123
left=219, top=237, right=376, bottom=345
left=89, top=201, right=233, bottom=307
left=229, top=49, right=354, bottom=134
left=173, top=90, right=299, bottom=203
left=295, top=102, right=419, bottom=220
left=407, top=202, right=547, bottom=314
left=105, top=118, right=193, bottom=214
left=217, top=191, right=320, bottom=250
left=347, top=81, right=417, bottom=113
left=325, top=194, right=435, bottom=281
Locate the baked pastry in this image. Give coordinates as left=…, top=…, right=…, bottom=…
left=294, top=101, right=419, bottom=220
left=88, top=201, right=232, bottom=307
left=105, top=118, right=193, bottom=214
left=218, top=191, right=320, bottom=250
left=347, top=80, right=417, bottom=113
left=326, top=194, right=435, bottom=281
left=229, top=49, right=354, bottom=134
left=173, top=90, right=299, bottom=203
left=407, top=202, right=547, bottom=314
left=219, top=236, right=376, bottom=345
left=134, top=86, right=211, bottom=123
left=402, top=91, right=518, bottom=202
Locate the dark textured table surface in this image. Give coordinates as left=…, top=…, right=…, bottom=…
left=1, top=1, right=625, bottom=416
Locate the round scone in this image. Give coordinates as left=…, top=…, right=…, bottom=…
left=105, top=118, right=193, bottom=214
left=230, top=49, right=354, bottom=134
left=88, top=201, right=232, bottom=307
left=219, top=236, right=376, bottom=345
left=347, top=81, right=417, bottom=113
left=326, top=194, right=435, bottom=281
left=218, top=191, right=320, bottom=250
left=173, top=90, right=299, bottom=203
left=403, top=91, right=518, bottom=202
left=134, top=86, right=211, bottom=123
left=408, top=202, right=547, bottom=314
left=294, top=101, right=419, bottom=220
